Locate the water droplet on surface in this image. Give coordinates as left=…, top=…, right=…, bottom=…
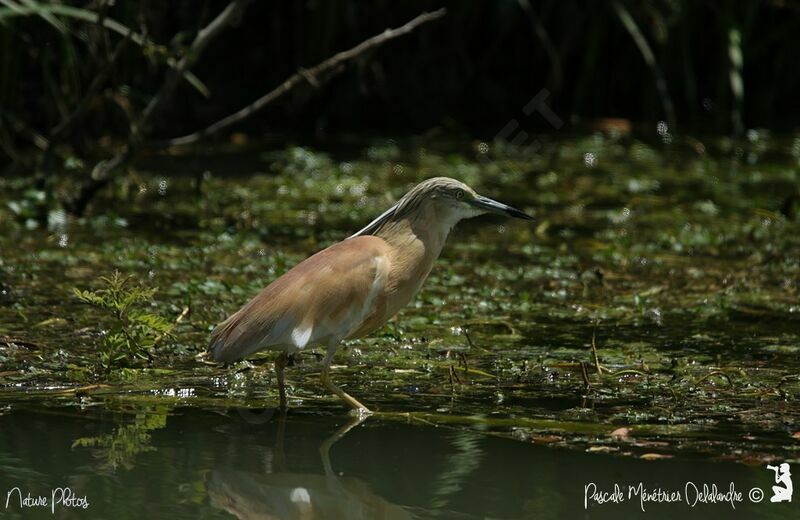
left=290, top=487, right=311, bottom=505
left=694, top=141, right=706, bottom=155
left=647, top=308, right=663, bottom=325
left=610, top=207, right=631, bottom=225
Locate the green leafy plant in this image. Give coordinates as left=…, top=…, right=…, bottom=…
left=73, top=272, right=174, bottom=372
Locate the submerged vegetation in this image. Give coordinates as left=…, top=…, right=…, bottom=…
left=1, top=134, right=799, bottom=464
left=71, top=403, right=170, bottom=471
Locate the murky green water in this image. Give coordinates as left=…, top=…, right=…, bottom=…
left=0, top=406, right=793, bottom=519
left=1, top=134, right=799, bottom=517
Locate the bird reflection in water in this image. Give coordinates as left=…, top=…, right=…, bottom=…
left=207, top=414, right=413, bottom=520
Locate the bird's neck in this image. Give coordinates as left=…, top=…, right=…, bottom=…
left=377, top=202, right=455, bottom=259
left=367, top=202, right=462, bottom=320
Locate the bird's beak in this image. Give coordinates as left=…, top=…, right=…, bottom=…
left=470, top=195, right=535, bottom=221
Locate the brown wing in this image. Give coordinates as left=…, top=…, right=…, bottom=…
left=209, top=236, right=390, bottom=362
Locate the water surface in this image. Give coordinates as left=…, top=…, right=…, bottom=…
left=0, top=406, right=793, bottom=519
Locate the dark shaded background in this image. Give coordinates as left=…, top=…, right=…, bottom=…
left=1, top=0, right=798, bottom=152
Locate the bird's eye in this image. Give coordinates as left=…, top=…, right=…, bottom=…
left=455, top=190, right=464, bottom=200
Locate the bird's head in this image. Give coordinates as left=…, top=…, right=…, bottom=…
left=351, top=177, right=534, bottom=238
left=419, top=177, right=535, bottom=223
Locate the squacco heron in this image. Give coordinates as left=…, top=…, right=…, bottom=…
left=209, top=177, right=533, bottom=413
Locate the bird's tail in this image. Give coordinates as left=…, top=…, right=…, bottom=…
left=208, top=313, right=241, bottom=363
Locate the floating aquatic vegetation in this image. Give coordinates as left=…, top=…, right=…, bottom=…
left=0, top=136, right=799, bottom=463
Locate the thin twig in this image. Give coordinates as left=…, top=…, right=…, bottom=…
left=612, top=1, right=676, bottom=128
left=64, top=0, right=252, bottom=214
left=63, top=147, right=132, bottom=215
left=694, top=370, right=734, bottom=388
left=458, top=351, right=469, bottom=374
left=776, top=373, right=800, bottom=389
left=580, top=361, right=592, bottom=389
left=158, top=8, right=447, bottom=147
left=152, top=305, right=190, bottom=350
left=463, top=327, right=491, bottom=353
left=0, top=109, right=49, bottom=150
left=66, top=6, right=445, bottom=216
left=48, top=22, right=131, bottom=141
left=590, top=328, right=610, bottom=374
left=37, top=14, right=133, bottom=188
left=611, top=369, right=648, bottom=378
left=139, top=0, right=253, bottom=130
left=449, top=365, right=462, bottom=390
left=52, top=384, right=112, bottom=396
left=174, top=305, right=191, bottom=325
left=0, top=2, right=208, bottom=95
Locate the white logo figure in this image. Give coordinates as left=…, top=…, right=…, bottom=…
left=767, top=463, right=793, bottom=503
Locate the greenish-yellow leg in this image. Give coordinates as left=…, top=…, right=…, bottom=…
left=275, top=352, right=288, bottom=410
left=321, top=349, right=371, bottom=413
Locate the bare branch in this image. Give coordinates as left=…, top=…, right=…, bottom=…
left=139, top=0, right=253, bottom=130
left=63, top=0, right=253, bottom=215
left=612, top=1, right=676, bottom=128
left=0, top=109, right=49, bottom=150
left=62, top=144, right=132, bottom=215
left=63, top=6, right=445, bottom=215
left=159, top=8, right=447, bottom=148
left=49, top=23, right=132, bottom=143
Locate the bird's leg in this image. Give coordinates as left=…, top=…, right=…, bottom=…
left=274, top=351, right=288, bottom=410
left=321, top=347, right=371, bottom=414
left=319, top=414, right=370, bottom=477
